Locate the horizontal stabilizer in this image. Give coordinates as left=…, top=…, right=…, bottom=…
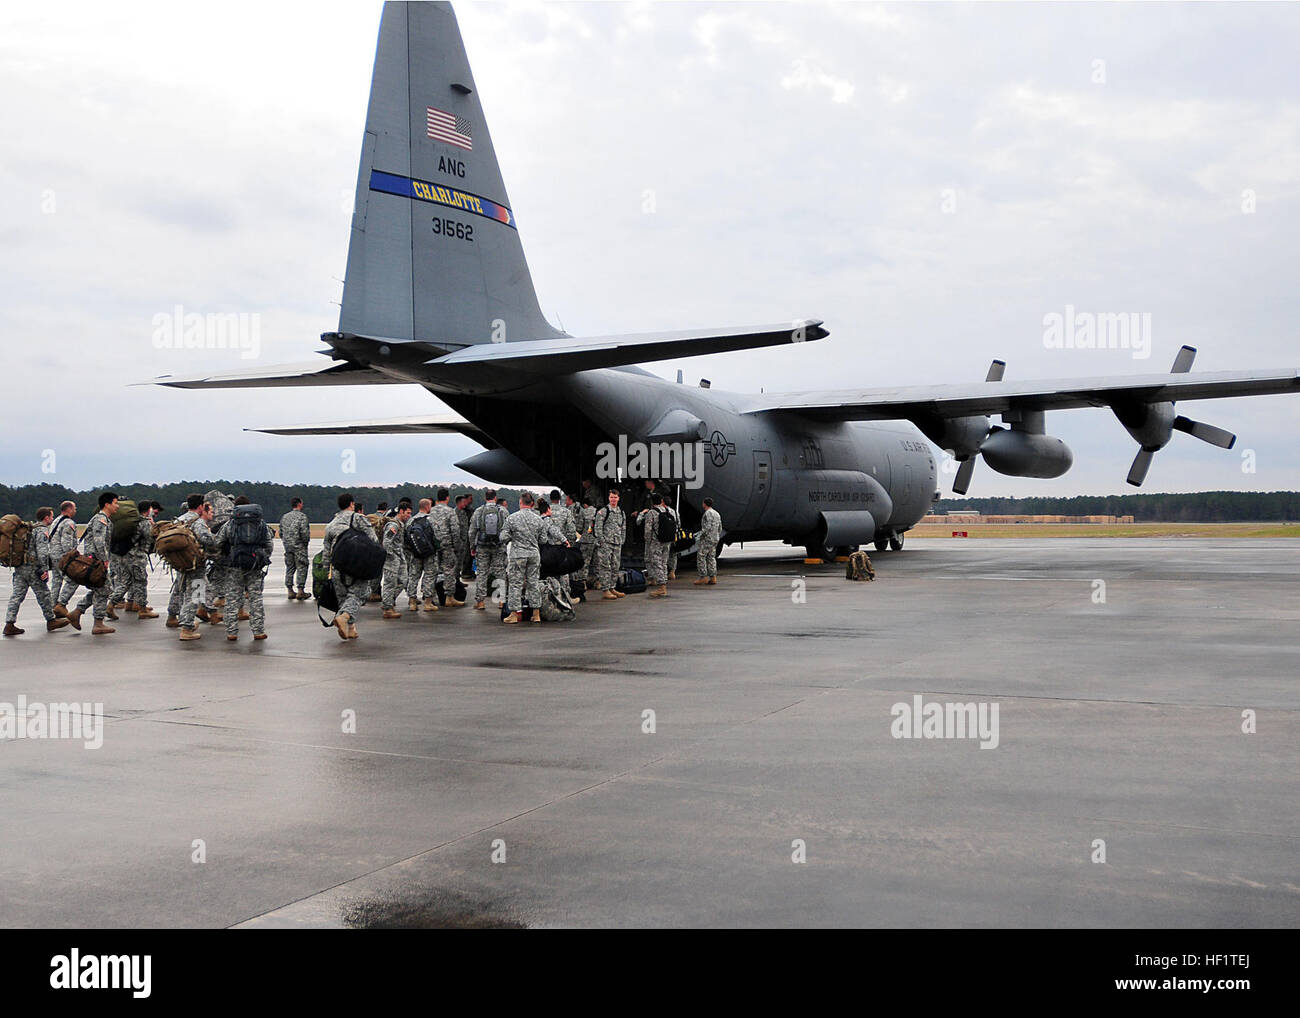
left=427, top=320, right=827, bottom=375
left=149, top=360, right=410, bottom=390
left=246, top=414, right=487, bottom=441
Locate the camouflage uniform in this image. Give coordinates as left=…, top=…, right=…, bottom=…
left=6, top=520, right=57, bottom=625
left=176, top=512, right=219, bottom=629
left=73, top=511, right=114, bottom=621
left=48, top=514, right=80, bottom=607
left=323, top=509, right=376, bottom=618
left=637, top=506, right=673, bottom=586
left=279, top=508, right=310, bottom=593
left=577, top=503, right=597, bottom=585
left=592, top=504, right=627, bottom=591
left=380, top=517, right=408, bottom=610
left=429, top=503, right=462, bottom=602
left=456, top=502, right=473, bottom=578
left=697, top=506, right=722, bottom=578
left=120, top=517, right=154, bottom=608
left=500, top=508, right=564, bottom=614
left=468, top=502, right=509, bottom=605
left=218, top=519, right=273, bottom=637
left=405, top=509, right=438, bottom=602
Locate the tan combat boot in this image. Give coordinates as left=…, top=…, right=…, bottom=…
left=125, top=602, right=140, bottom=613
left=502, top=611, right=520, bottom=624
left=253, top=633, right=268, bottom=641
left=179, top=626, right=201, bottom=641
left=382, top=609, right=402, bottom=619
left=105, top=603, right=118, bottom=621
left=347, top=619, right=359, bottom=639
left=214, top=597, right=225, bottom=608
left=287, top=590, right=297, bottom=600
left=208, top=612, right=224, bottom=626
left=92, top=619, right=115, bottom=635
left=137, top=605, right=158, bottom=620
left=334, top=612, right=351, bottom=641
left=693, top=577, right=708, bottom=585
left=47, top=618, right=69, bottom=632
left=238, top=609, right=250, bottom=621
left=602, top=590, right=619, bottom=600
left=3, top=623, right=22, bottom=636
left=668, top=570, right=676, bottom=580
left=446, top=595, right=465, bottom=607
left=423, top=598, right=439, bottom=612
left=166, top=615, right=180, bottom=628
left=707, top=576, right=717, bottom=585
left=408, top=597, right=418, bottom=611
left=530, top=608, right=541, bottom=623
left=613, top=589, right=626, bottom=598
left=227, top=633, right=238, bottom=642
left=196, top=606, right=210, bottom=623
left=53, top=603, right=69, bottom=619
left=67, top=609, right=83, bottom=631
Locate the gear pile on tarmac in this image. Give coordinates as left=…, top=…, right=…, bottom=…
left=4, top=485, right=726, bottom=644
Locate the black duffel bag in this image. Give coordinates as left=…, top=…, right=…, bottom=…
left=330, top=516, right=386, bottom=581
left=539, top=543, right=584, bottom=579
left=616, top=568, right=647, bottom=594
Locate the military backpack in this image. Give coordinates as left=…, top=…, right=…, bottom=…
left=109, top=500, right=141, bottom=556
left=223, top=504, right=270, bottom=572
left=154, top=520, right=204, bottom=572
left=845, top=550, right=875, bottom=582
left=0, top=515, right=32, bottom=568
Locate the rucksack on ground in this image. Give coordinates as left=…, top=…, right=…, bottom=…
left=654, top=508, right=675, bottom=543
left=539, top=576, right=577, bottom=622
left=846, top=550, right=875, bottom=582
left=109, top=500, right=141, bottom=555
left=224, top=504, right=270, bottom=572
left=0, top=515, right=32, bottom=568
left=154, top=520, right=203, bottom=572
left=331, top=517, right=386, bottom=580
left=616, top=568, right=646, bottom=594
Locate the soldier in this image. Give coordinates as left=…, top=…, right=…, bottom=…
left=637, top=493, right=673, bottom=598
left=381, top=503, right=412, bottom=619
left=4, top=507, right=71, bottom=636
left=279, top=497, right=311, bottom=601
left=122, top=501, right=159, bottom=620
left=48, top=500, right=79, bottom=617
left=176, top=497, right=220, bottom=641
left=405, top=497, right=438, bottom=612
left=592, top=489, right=627, bottom=600
left=499, top=491, right=565, bottom=624
left=661, top=484, right=681, bottom=580
left=366, top=502, right=387, bottom=603
left=429, top=488, right=464, bottom=607
left=576, top=496, right=598, bottom=590
left=218, top=496, right=273, bottom=642
left=468, top=489, right=509, bottom=610
left=322, top=492, right=376, bottom=640
left=694, top=497, right=722, bottom=585
left=68, top=491, right=120, bottom=635
left=563, top=493, right=588, bottom=600
left=455, top=492, right=474, bottom=580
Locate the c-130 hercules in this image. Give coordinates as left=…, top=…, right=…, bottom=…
left=158, top=1, right=1299, bottom=559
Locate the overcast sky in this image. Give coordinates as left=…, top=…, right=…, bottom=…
left=2, top=1, right=1297, bottom=496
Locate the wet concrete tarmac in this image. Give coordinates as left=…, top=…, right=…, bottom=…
left=1, top=538, right=1296, bottom=927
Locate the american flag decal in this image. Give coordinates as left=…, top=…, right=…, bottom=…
left=426, top=106, right=472, bottom=151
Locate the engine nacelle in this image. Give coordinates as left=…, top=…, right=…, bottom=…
left=981, top=429, right=1073, bottom=479
left=919, top=414, right=991, bottom=460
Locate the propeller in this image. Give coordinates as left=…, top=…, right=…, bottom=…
left=1120, top=346, right=1237, bottom=487
left=951, top=360, right=1004, bottom=495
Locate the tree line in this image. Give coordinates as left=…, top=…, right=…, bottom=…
left=0, top=481, right=536, bottom=523
left=933, top=491, right=1300, bottom=522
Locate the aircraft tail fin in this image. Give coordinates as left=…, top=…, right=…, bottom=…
left=340, top=1, right=562, bottom=348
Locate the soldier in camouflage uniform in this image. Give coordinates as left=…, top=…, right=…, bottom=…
left=381, top=504, right=411, bottom=618
left=562, top=493, right=587, bottom=597
left=694, top=497, right=722, bottom=585
left=69, top=491, right=119, bottom=635
left=429, top=488, right=464, bottom=607
left=405, top=498, right=438, bottom=611
left=48, top=501, right=79, bottom=615
left=576, top=496, right=597, bottom=589
left=322, top=492, right=377, bottom=640
left=455, top=493, right=474, bottom=579
left=120, top=501, right=159, bottom=619
left=279, top=497, right=311, bottom=600
left=468, top=490, right=509, bottom=609
left=500, top=492, right=565, bottom=623
left=4, top=507, right=70, bottom=636
left=592, top=490, right=627, bottom=600
left=176, top=497, right=221, bottom=640
left=636, top=493, right=673, bottom=598
left=217, top=497, right=274, bottom=641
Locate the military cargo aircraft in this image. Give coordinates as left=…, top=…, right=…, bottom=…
left=156, top=1, right=1299, bottom=560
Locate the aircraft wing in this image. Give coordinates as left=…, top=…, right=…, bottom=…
left=246, top=414, right=488, bottom=441
left=149, top=359, right=410, bottom=389
left=425, top=320, right=828, bottom=374
left=742, top=367, right=1300, bottom=421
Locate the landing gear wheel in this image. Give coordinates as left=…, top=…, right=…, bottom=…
left=888, top=533, right=905, bottom=552
left=874, top=537, right=889, bottom=552
left=806, top=541, right=851, bottom=561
